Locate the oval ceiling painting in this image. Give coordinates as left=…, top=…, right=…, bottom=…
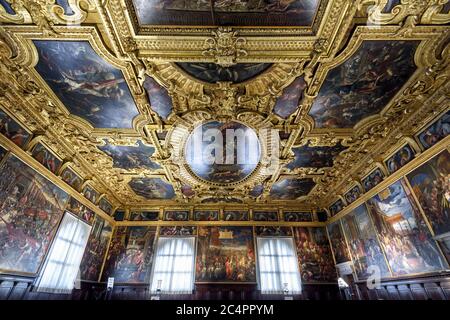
left=184, top=121, right=261, bottom=184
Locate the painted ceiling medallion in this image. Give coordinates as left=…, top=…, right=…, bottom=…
left=184, top=121, right=261, bottom=184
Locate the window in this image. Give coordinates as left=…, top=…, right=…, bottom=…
left=36, top=212, right=91, bottom=293
left=150, top=237, right=195, bottom=294
left=257, top=237, right=302, bottom=294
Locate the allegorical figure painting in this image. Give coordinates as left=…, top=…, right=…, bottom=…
left=132, top=0, right=321, bottom=27
left=0, top=145, right=6, bottom=161
left=176, top=63, right=272, bottom=84
left=130, top=211, right=160, bottom=221
left=194, top=210, right=219, bottom=221
left=223, top=211, right=249, bottom=221
left=344, top=185, right=361, bottom=205
left=143, top=77, right=173, bottom=120
left=249, top=185, right=264, bottom=198
left=329, top=199, right=345, bottom=217
left=196, top=226, right=256, bottom=283
left=385, top=144, right=415, bottom=174
left=273, top=77, right=306, bottom=119
left=185, top=121, right=261, bottom=184
left=98, top=198, right=113, bottom=216
left=286, top=143, right=347, bottom=170
left=367, top=180, right=448, bottom=276
left=66, top=197, right=95, bottom=225
left=418, top=111, right=450, bottom=150
left=82, top=185, right=99, bottom=204
left=362, top=167, right=385, bottom=192
left=270, top=178, right=315, bottom=200
left=0, top=156, right=69, bottom=275
left=253, top=211, right=278, bottom=222
left=33, top=41, right=139, bottom=128
left=293, top=227, right=337, bottom=283
left=255, top=226, right=292, bottom=237
left=164, top=210, right=190, bottom=221
left=160, top=226, right=197, bottom=236
left=340, top=204, right=390, bottom=280
left=284, top=212, right=312, bottom=222
left=407, top=150, right=450, bottom=236
left=128, top=177, right=175, bottom=199
left=99, top=140, right=161, bottom=171
left=327, top=221, right=351, bottom=264
left=0, top=109, right=31, bottom=148
left=60, top=167, right=83, bottom=191
left=102, top=226, right=157, bottom=283
left=309, top=41, right=419, bottom=128
left=32, top=143, right=62, bottom=174
left=80, top=216, right=112, bottom=281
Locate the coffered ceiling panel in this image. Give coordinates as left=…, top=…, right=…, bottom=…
left=0, top=0, right=448, bottom=216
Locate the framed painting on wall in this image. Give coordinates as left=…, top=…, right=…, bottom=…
left=417, top=110, right=449, bottom=150
left=196, top=226, right=256, bottom=283
left=60, top=167, right=83, bottom=191
left=31, top=142, right=63, bottom=174
left=0, top=109, right=32, bottom=148
left=327, top=221, right=352, bottom=265
left=80, top=215, right=113, bottom=281
left=367, top=179, right=448, bottom=276
left=340, top=204, right=391, bottom=279
left=102, top=226, right=157, bottom=283
left=385, top=144, right=416, bottom=174
left=406, top=150, right=450, bottom=236
left=0, top=155, right=69, bottom=275
left=293, top=227, right=337, bottom=283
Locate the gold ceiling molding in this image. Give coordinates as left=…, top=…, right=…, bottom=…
left=0, top=1, right=449, bottom=213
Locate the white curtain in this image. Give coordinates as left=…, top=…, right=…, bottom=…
left=257, top=237, right=302, bottom=294
left=36, top=212, right=91, bottom=294
left=150, top=237, right=195, bottom=294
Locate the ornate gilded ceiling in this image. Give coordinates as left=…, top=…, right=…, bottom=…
left=0, top=0, right=449, bottom=217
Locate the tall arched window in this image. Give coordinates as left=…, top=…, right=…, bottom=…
left=257, top=237, right=302, bottom=294
left=150, top=237, right=196, bottom=294
left=36, top=212, right=91, bottom=293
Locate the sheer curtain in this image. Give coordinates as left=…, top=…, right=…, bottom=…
left=257, top=237, right=302, bottom=294
left=36, top=212, right=91, bottom=294
left=150, top=237, right=195, bottom=294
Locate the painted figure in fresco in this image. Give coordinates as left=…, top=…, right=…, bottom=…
left=270, top=178, right=315, bottom=200
left=0, top=110, right=31, bottom=148
left=133, top=0, right=319, bottom=27
left=67, top=197, right=95, bottom=224
left=254, top=211, right=278, bottom=221
left=83, top=186, right=98, bottom=204
left=256, top=226, right=291, bottom=236
left=99, top=141, right=161, bottom=171
left=293, top=227, right=336, bottom=282
left=80, top=217, right=112, bottom=281
left=418, top=111, right=450, bottom=149
left=160, top=226, right=196, bottom=236
left=327, top=222, right=351, bottom=264
left=32, top=144, right=61, bottom=174
left=287, top=143, right=347, bottom=170
left=407, top=151, right=450, bottom=235
left=329, top=200, right=344, bottom=216
left=176, top=63, right=272, bottom=84
left=386, top=145, right=415, bottom=173
left=363, top=168, right=384, bottom=192
left=185, top=121, right=260, bottom=184
left=164, top=211, right=189, bottom=221
left=284, top=212, right=312, bottom=222
left=0, top=157, right=68, bottom=274
left=195, top=211, right=219, bottom=221
left=102, top=227, right=156, bottom=283
left=196, top=227, right=256, bottom=282
left=33, top=41, right=139, bottom=128
left=341, top=205, right=390, bottom=279
left=143, top=77, right=173, bottom=120
left=223, top=211, right=248, bottom=221
left=345, top=186, right=361, bottom=204
left=309, top=41, right=418, bottom=128
left=367, top=180, right=448, bottom=276
left=61, top=168, right=82, bottom=190
left=129, top=178, right=175, bottom=200
left=273, top=77, right=306, bottom=119
left=130, top=211, right=159, bottom=221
